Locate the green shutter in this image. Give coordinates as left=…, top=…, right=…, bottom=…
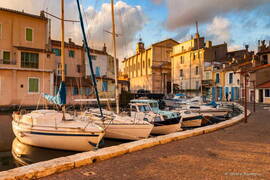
left=3, top=52, right=10, bottom=64
left=29, top=78, right=39, bottom=93
left=26, top=28, right=33, bottom=41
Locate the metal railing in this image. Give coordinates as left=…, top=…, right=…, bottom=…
left=0, top=59, right=16, bottom=65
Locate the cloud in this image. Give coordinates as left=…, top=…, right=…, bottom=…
left=166, top=0, right=270, bottom=30
left=173, top=27, right=190, bottom=42
left=84, top=1, right=146, bottom=60
left=228, top=44, right=242, bottom=51
left=206, top=16, right=231, bottom=43
left=1, top=0, right=146, bottom=60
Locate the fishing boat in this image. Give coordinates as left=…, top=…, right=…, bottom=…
left=12, top=0, right=105, bottom=151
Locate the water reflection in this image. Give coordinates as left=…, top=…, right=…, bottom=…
left=12, top=138, right=75, bottom=166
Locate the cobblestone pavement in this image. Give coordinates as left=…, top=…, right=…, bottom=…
left=41, top=104, right=270, bottom=180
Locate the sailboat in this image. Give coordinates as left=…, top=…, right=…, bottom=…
left=12, top=0, right=105, bottom=151
left=78, top=0, right=153, bottom=140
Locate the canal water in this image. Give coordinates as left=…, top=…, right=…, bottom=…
left=0, top=113, right=125, bottom=172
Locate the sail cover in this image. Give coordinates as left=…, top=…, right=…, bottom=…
left=42, top=81, right=66, bottom=106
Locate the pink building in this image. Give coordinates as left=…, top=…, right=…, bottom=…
left=0, top=8, right=54, bottom=108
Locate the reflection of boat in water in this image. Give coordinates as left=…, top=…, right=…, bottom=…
left=11, top=138, right=75, bottom=166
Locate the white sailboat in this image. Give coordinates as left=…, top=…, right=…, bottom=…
left=12, top=0, right=105, bottom=151
left=77, top=0, right=153, bottom=141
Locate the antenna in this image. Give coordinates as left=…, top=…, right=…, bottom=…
left=196, top=21, right=199, bottom=35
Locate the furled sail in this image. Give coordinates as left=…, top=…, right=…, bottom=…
left=42, top=81, right=66, bottom=106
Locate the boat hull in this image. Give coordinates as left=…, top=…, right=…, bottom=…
left=99, top=123, right=153, bottom=140
left=182, top=119, right=202, bottom=128
left=151, top=123, right=181, bottom=134
left=12, top=121, right=105, bottom=151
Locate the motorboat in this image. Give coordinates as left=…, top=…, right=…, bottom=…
left=12, top=110, right=105, bottom=151
left=163, top=93, right=188, bottom=107
left=129, top=99, right=182, bottom=134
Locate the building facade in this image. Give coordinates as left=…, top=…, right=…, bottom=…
left=123, top=39, right=178, bottom=94
left=0, top=8, right=54, bottom=107
left=171, top=33, right=227, bottom=95
left=85, top=44, right=115, bottom=98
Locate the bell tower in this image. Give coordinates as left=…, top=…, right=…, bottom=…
left=136, top=38, right=145, bottom=53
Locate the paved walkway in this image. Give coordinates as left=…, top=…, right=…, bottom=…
left=41, top=104, right=270, bottom=180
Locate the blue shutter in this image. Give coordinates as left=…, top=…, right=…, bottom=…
left=231, top=87, right=235, bottom=101
left=85, top=87, right=90, bottom=96
left=219, top=87, right=223, bottom=101
left=212, top=87, right=216, bottom=101
left=102, top=81, right=108, bottom=92
left=95, top=67, right=100, bottom=77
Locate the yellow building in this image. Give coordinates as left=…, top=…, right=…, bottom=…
left=0, top=8, right=54, bottom=107
left=123, top=39, right=178, bottom=94
left=171, top=33, right=227, bottom=95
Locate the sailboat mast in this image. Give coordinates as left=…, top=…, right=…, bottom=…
left=196, top=21, right=203, bottom=97
left=61, top=0, right=65, bottom=82
left=75, top=0, right=103, bottom=117
left=111, top=0, right=120, bottom=114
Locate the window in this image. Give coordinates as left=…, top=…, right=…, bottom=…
left=180, top=56, right=184, bottom=64
left=193, top=53, right=196, bottom=60
left=195, top=66, right=199, bottom=75
left=77, top=65, right=81, bottom=73
left=79, top=87, right=84, bottom=95
left=262, top=55, right=268, bottom=65
left=148, top=59, right=151, bottom=67
left=25, top=28, right=33, bottom=41
left=69, top=50, right=75, bottom=58
left=229, top=73, right=233, bottom=84
left=57, top=63, right=67, bottom=76
left=196, top=81, right=199, bottom=89
left=3, top=51, right=10, bottom=64
left=73, top=87, right=79, bottom=95
left=265, top=89, right=270, bottom=97
left=102, top=81, right=108, bottom=92
left=85, top=87, right=91, bottom=96
left=216, top=73, right=220, bottom=83
left=90, top=55, right=96, bottom=60
left=95, top=66, right=100, bottom=76
left=179, top=69, right=184, bottom=77
left=206, top=72, right=210, bottom=80
left=21, top=52, right=39, bottom=68
left=28, top=78, right=39, bottom=93
left=52, top=48, right=61, bottom=56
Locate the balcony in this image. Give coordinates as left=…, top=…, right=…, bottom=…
left=0, top=59, right=16, bottom=65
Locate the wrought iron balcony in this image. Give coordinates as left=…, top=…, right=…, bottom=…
left=0, top=59, right=16, bottom=65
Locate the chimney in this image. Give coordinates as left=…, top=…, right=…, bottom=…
left=206, top=41, right=212, bottom=48
left=68, top=38, right=72, bottom=44
left=103, top=43, right=107, bottom=53
left=245, top=44, right=249, bottom=51
left=40, top=10, right=45, bottom=18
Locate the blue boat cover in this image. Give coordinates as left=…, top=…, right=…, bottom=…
left=206, top=101, right=218, bottom=108
left=42, top=81, right=66, bottom=106
left=175, top=93, right=186, bottom=97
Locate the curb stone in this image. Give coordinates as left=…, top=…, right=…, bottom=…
left=0, top=103, right=249, bottom=180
